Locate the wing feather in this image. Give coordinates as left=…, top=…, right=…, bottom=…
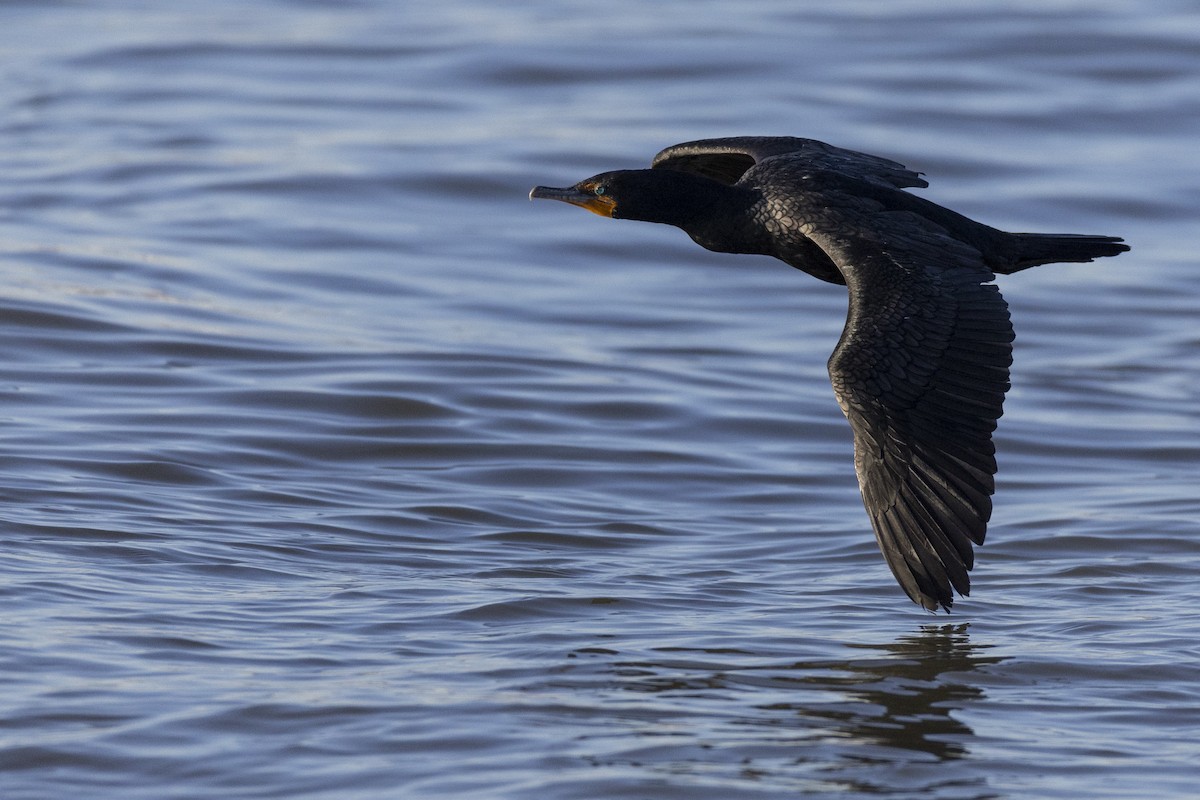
left=651, top=136, right=929, bottom=190
left=797, top=187, right=1014, bottom=611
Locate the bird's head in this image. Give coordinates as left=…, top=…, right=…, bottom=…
left=528, top=170, right=639, bottom=219
left=530, top=169, right=721, bottom=225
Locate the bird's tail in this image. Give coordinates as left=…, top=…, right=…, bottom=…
left=1000, top=233, right=1129, bottom=274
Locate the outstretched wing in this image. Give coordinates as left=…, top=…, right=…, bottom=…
left=794, top=178, right=1014, bottom=611
left=651, top=136, right=928, bottom=190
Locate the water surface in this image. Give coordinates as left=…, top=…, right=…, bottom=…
left=1, top=2, right=1198, bottom=798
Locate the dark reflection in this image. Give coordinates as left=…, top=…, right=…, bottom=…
left=826, top=623, right=999, bottom=759
left=565, top=624, right=1005, bottom=796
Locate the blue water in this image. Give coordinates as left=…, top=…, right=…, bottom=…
left=1, top=2, right=1198, bottom=798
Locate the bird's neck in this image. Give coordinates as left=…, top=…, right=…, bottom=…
left=644, top=175, right=762, bottom=256
left=678, top=190, right=764, bottom=257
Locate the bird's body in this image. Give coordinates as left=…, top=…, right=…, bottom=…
left=530, top=136, right=1128, bottom=612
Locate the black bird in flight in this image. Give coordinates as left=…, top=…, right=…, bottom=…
left=530, top=136, right=1128, bottom=611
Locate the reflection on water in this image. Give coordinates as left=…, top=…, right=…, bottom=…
left=834, top=624, right=997, bottom=761
left=552, top=625, right=1003, bottom=796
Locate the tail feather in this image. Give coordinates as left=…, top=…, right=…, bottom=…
left=1002, top=233, right=1129, bottom=274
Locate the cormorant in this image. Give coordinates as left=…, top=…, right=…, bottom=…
left=530, top=136, right=1128, bottom=612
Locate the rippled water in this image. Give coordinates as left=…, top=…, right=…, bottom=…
left=2, top=2, right=1198, bottom=798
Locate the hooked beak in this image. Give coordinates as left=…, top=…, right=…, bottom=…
left=529, top=185, right=616, bottom=217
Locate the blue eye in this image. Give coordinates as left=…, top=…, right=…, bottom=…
left=595, top=185, right=607, bottom=196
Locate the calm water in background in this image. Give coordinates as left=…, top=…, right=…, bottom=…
left=1, top=1, right=1198, bottom=798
